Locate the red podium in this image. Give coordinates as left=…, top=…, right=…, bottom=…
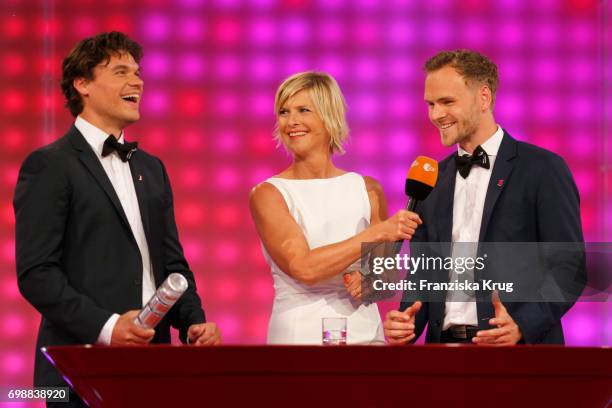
left=44, top=345, right=611, bottom=407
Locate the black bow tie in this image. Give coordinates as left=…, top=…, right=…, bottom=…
left=455, top=145, right=490, bottom=178
left=102, top=135, right=138, bottom=162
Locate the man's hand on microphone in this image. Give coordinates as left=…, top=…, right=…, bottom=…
left=383, top=301, right=422, bottom=344
left=188, top=322, right=222, bottom=346
left=375, top=210, right=422, bottom=242
left=111, top=310, right=155, bottom=346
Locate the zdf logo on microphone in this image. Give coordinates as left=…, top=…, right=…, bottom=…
left=410, top=159, right=435, bottom=173
left=423, top=163, right=435, bottom=172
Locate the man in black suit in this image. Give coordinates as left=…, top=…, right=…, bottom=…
left=383, top=50, right=585, bottom=345
left=14, top=32, right=221, bottom=406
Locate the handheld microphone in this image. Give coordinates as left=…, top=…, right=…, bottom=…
left=394, top=156, right=439, bottom=253
left=405, top=156, right=439, bottom=212
left=135, top=273, right=188, bottom=329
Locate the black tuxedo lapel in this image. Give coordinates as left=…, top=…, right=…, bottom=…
left=67, top=126, right=135, bottom=241
left=129, top=153, right=151, bottom=252
left=435, top=157, right=456, bottom=244
left=478, top=131, right=518, bottom=241
left=476, top=131, right=518, bottom=328
left=428, top=156, right=457, bottom=326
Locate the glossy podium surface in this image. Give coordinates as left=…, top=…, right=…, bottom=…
left=44, top=345, right=611, bottom=407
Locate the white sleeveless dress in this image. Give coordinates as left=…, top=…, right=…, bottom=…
left=262, top=172, right=384, bottom=345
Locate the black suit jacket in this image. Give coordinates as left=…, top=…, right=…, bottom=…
left=402, top=130, right=585, bottom=344
left=14, top=126, right=206, bottom=387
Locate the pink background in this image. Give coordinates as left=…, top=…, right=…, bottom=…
left=0, top=0, right=609, bottom=402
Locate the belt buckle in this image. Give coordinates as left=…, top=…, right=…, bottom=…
left=450, top=325, right=468, bottom=339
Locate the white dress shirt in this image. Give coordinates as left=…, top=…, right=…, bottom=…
left=75, top=116, right=156, bottom=345
left=443, top=125, right=504, bottom=330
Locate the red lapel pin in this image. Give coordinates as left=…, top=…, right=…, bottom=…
left=497, top=179, right=504, bottom=187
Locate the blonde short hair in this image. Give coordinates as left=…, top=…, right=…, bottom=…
left=274, top=71, right=349, bottom=154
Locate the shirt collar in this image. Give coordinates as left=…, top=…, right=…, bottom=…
left=75, top=116, right=125, bottom=158
left=457, top=125, right=504, bottom=157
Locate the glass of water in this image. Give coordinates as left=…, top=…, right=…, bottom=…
left=322, top=317, right=347, bottom=346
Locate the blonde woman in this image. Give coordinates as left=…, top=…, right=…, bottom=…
left=249, top=72, right=422, bottom=344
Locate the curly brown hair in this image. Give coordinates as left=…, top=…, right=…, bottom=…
left=61, top=31, right=143, bottom=116
left=424, top=49, right=498, bottom=107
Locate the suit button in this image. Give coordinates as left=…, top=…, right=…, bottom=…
left=134, top=279, right=141, bottom=285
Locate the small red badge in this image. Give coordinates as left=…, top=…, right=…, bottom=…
left=497, top=179, right=504, bottom=187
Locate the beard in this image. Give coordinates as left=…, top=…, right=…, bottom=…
left=456, top=117, right=480, bottom=145
left=440, top=111, right=481, bottom=148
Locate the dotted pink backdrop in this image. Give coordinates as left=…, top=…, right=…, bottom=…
left=0, top=0, right=609, bottom=401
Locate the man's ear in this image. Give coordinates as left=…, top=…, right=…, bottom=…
left=73, top=77, right=90, bottom=97
left=479, top=85, right=492, bottom=111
